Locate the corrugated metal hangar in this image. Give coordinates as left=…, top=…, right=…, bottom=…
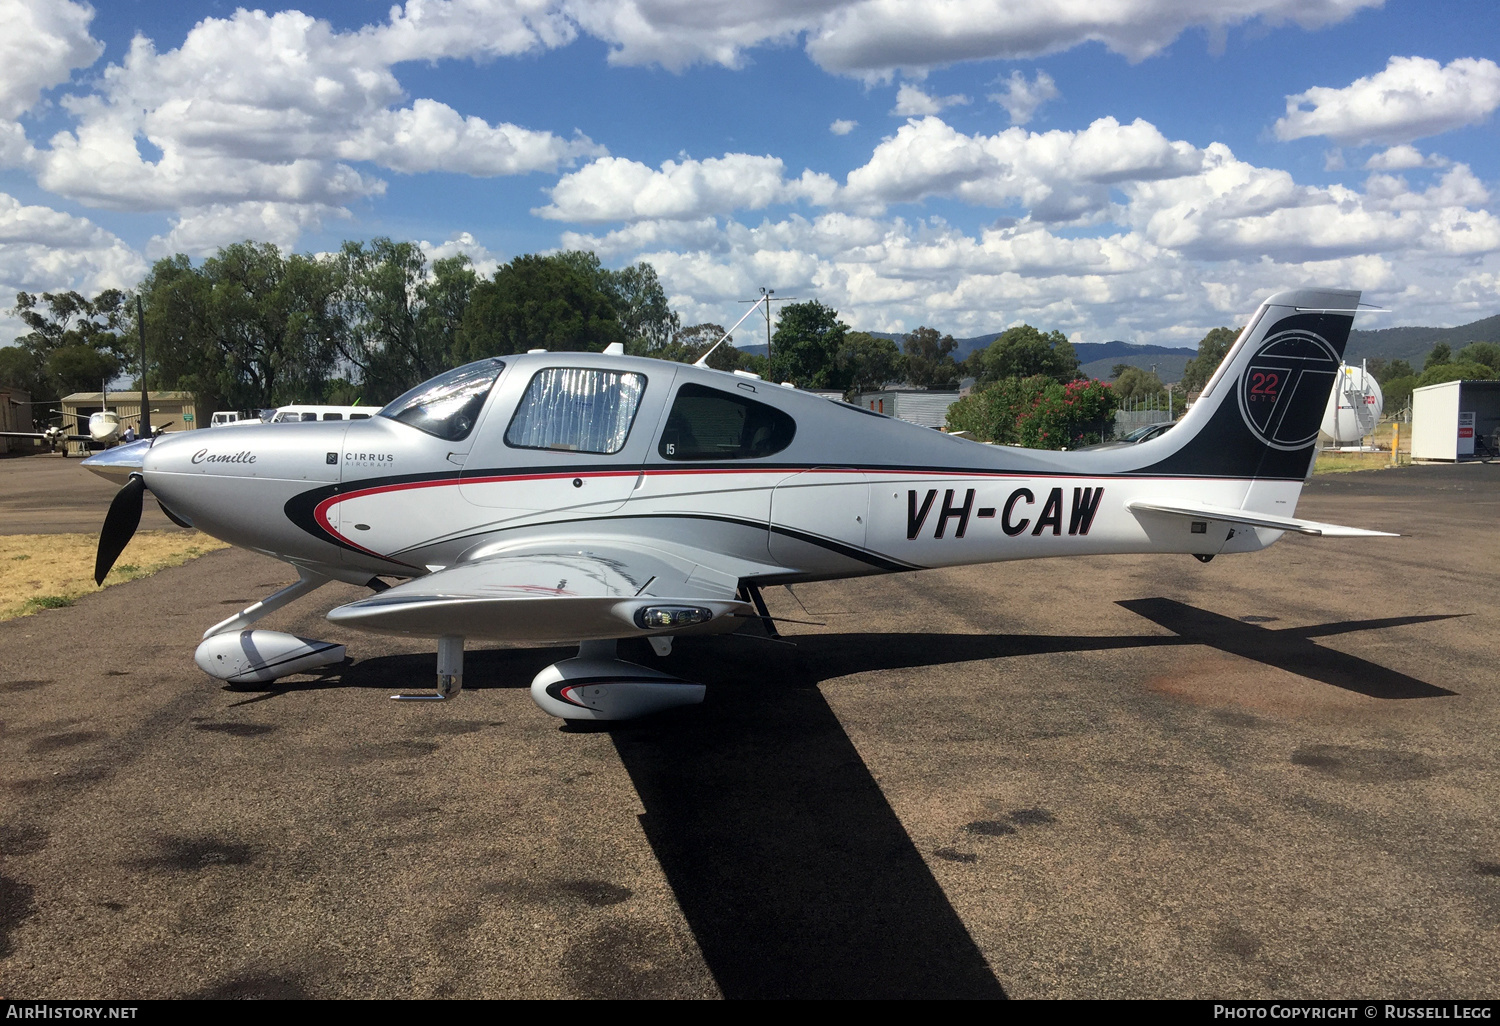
left=59, top=390, right=200, bottom=455
left=850, top=389, right=961, bottom=428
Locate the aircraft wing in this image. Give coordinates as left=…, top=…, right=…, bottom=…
left=1126, top=499, right=1397, bottom=537
left=0, top=431, right=89, bottom=441
left=326, top=541, right=767, bottom=643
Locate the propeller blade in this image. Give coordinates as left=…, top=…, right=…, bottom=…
left=95, top=475, right=146, bottom=585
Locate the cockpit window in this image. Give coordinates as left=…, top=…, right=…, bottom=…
left=659, top=383, right=796, bottom=461
left=378, top=358, right=506, bottom=441
left=505, top=368, right=646, bottom=455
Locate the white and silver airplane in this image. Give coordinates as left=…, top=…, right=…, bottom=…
left=2, top=410, right=122, bottom=453
left=81, top=287, right=1392, bottom=720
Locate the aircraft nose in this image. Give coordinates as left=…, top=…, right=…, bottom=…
left=142, top=429, right=195, bottom=476
left=80, top=437, right=152, bottom=484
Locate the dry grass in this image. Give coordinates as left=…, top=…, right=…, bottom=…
left=1370, top=421, right=1414, bottom=454
left=1312, top=450, right=1404, bottom=474
left=0, top=530, right=228, bottom=621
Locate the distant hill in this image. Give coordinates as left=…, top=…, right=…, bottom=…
left=1345, top=313, right=1500, bottom=364
left=867, top=331, right=1192, bottom=364
left=1081, top=353, right=1194, bottom=383
left=740, top=312, right=1500, bottom=381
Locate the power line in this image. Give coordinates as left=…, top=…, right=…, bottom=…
left=739, top=287, right=797, bottom=363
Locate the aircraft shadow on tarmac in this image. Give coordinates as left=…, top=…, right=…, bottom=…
left=230, top=598, right=1457, bottom=999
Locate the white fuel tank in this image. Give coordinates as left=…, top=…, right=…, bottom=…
left=195, top=630, right=345, bottom=683
left=530, top=655, right=705, bottom=721
left=1321, top=363, right=1383, bottom=444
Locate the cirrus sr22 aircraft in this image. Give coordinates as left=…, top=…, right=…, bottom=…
left=82, top=287, right=1391, bottom=720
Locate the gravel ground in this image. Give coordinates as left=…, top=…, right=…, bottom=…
left=1, top=457, right=1496, bottom=998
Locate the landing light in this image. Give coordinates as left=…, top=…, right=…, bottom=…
left=635, top=606, right=713, bottom=629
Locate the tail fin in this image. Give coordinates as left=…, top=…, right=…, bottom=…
left=1128, top=288, right=1359, bottom=482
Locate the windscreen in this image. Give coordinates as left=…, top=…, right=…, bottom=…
left=378, top=358, right=506, bottom=441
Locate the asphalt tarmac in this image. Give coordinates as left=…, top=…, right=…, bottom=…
left=0, top=450, right=178, bottom=534
left=1, top=456, right=1497, bottom=998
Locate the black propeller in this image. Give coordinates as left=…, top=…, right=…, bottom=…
left=95, top=475, right=146, bottom=585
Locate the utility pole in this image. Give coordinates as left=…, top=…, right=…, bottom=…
left=739, top=287, right=795, bottom=364
left=137, top=294, right=152, bottom=439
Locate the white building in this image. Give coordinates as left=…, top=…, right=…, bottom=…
left=1411, top=379, right=1500, bottom=461
left=849, top=389, right=962, bottom=429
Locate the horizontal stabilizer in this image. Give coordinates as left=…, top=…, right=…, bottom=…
left=1127, top=499, right=1397, bottom=538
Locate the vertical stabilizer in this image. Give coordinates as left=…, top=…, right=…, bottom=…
left=1126, top=288, right=1360, bottom=488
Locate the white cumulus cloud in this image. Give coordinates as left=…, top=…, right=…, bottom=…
left=0, top=192, right=144, bottom=343
left=1275, top=56, right=1500, bottom=146
left=16, top=5, right=602, bottom=253
left=988, top=70, right=1059, bottom=125
left=340, top=100, right=604, bottom=175
left=842, top=116, right=1203, bottom=221
left=419, top=231, right=503, bottom=278
left=561, top=0, right=1380, bottom=76
left=1364, top=144, right=1449, bottom=170
left=830, top=119, right=859, bottom=135
left=890, top=83, right=970, bottom=116
left=555, top=114, right=1500, bottom=345
left=537, top=154, right=838, bottom=222
left=0, top=0, right=102, bottom=120
left=146, top=201, right=349, bottom=259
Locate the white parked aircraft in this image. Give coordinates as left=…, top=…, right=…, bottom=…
left=1, top=410, right=121, bottom=453
left=82, top=287, right=1392, bottom=720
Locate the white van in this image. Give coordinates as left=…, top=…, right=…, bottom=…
left=210, top=410, right=268, bottom=427
left=266, top=405, right=375, bottom=423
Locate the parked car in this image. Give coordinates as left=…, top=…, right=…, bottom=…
left=1076, top=420, right=1176, bottom=451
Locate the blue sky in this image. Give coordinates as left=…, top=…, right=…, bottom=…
left=1, top=0, right=1497, bottom=347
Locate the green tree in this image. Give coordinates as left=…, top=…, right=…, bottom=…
left=554, top=251, right=679, bottom=353
left=1014, top=378, right=1118, bottom=449
left=203, top=242, right=340, bottom=407
left=1373, top=358, right=1414, bottom=384
left=946, top=374, right=1117, bottom=448
left=47, top=345, right=120, bottom=396
left=0, top=346, right=48, bottom=407
left=645, top=322, right=747, bottom=371
left=457, top=254, right=627, bottom=361
left=901, top=326, right=961, bottom=389
left=1416, top=361, right=1495, bottom=388
left=837, top=331, right=902, bottom=394
left=1178, top=326, right=1239, bottom=394
left=332, top=239, right=477, bottom=400
left=1111, top=366, right=1166, bottom=403
left=1423, top=343, right=1452, bottom=370
left=768, top=300, right=848, bottom=389
left=968, top=324, right=1079, bottom=385
left=1382, top=375, right=1419, bottom=416
left=10, top=289, right=130, bottom=404
left=137, top=254, right=226, bottom=412
left=1458, top=342, right=1500, bottom=370
left=136, top=242, right=341, bottom=410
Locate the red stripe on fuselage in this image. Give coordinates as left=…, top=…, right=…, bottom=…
left=310, top=465, right=1262, bottom=561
